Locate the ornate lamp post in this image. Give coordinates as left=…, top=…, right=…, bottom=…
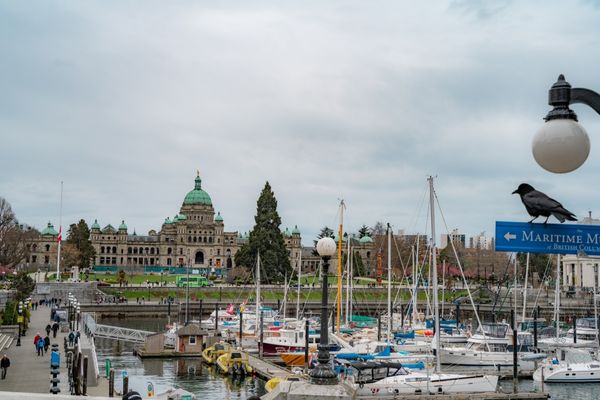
left=533, top=74, right=600, bottom=173
left=310, top=237, right=338, bottom=385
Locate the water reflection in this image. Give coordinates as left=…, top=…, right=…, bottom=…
left=95, top=318, right=265, bottom=399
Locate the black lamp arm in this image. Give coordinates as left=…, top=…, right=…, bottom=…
left=571, top=88, right=600, bottom=116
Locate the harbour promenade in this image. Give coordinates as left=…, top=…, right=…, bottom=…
left=0, top=305, right=108, bottom=397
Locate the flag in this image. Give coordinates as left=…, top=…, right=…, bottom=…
left=227, top=303, right=234, bottom=315
left=57, top=225, right=62, bottom=244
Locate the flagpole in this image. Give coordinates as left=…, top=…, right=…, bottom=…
left=56, top=181, right=63, bottom=282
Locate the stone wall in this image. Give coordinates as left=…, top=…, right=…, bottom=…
left=33, top=282, right=99, bottom=304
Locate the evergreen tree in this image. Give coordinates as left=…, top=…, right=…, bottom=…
left=234, top=182, right=291, bottom=283
left=312, top=226, right=335, bottom=255
left=67, top=220, right=96, bottom=268
left=358, top=224, right=370, bottom=238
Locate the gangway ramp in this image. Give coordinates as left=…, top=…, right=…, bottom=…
left=83, top=313, right=156, bottom=343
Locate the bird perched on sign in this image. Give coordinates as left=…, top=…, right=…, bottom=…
left=512, top=183, right=577, bottom=224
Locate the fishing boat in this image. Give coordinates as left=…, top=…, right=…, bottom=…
left=343, top=361, right=498, bottom=395
left=216, top=350, right=253, bottom=376
left=533, top=348, right=600, bottom=383
left=261, top=326, right=326, bottom=355
left=202, top=341, right=233, bottom=364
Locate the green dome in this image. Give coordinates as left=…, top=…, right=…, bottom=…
left=164, top=217, right=173, bottom=225
left=359, top=235, right=373, bottom=244
left=41, top=222, right=58, bottom=236
left=91, top=219, right=101, bottom=230
left=103, top=224, right=116, bottom=233
left=118, top=220, right=127, bottom=231
left=176, top=213, right=187, bottom=221
left=215, top=212, right=223, bottom=222
left=292, top=225, right=300, bottom=235
left=282, top=227, right=291, bottom=237
left=183, top=174, right=212, bottom=205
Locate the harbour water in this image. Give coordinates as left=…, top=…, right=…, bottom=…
left=96, top=318, right=266, bottom=399
left=96, top=318, right=599, bottom=400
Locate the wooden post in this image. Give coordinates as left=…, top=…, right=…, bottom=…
left=82, top=356, right=88, bottom=396
left=123, top=374, right=128, bottom=396
left=109, top=368, right=115, bottom=397
left=75, top=352, right=82, bottom=395
left=199, top=299, right=203, bottom=328
left=573, top=316, right=577, bottom=344
left=377, top=316, right=381, bottom=341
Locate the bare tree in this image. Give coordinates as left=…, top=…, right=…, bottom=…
left=0, top=197, right=37, bottom=268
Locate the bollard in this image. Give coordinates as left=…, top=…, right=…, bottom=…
left=123, top=372, right=129, bottom=395
left=109, top=368, right=115, bottom=397
left=239, top=312, right=243, bottom=349
left=105, top=359, right=112, bottom=379
left=50, top=364, right=61, bottom=394
left=83, top=356, right=88, bottom=396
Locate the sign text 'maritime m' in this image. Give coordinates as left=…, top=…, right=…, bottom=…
left=495, top=221, right=600, bottom=255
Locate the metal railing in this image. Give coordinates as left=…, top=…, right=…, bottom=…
left=82, top=313, right=155, bottom=343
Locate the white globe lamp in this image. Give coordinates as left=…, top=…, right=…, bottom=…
left=532, top=119, right=590, bottom=173
left=316, top=237, right=336, bottom=257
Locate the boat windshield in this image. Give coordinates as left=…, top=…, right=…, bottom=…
left=349, top=362, right=408, bottom=384
left=576, top=318, right=598, bottom=329
left=479, top=324, right=508, bottom=338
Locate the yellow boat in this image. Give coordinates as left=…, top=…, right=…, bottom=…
left=202, top=342, right=232, bottom=364
left=265, top=377, right=283, bottom=393
left=216, top=350, right=253, bottom=376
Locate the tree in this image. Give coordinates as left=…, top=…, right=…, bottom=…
left=61, top=243, right=81, bottom=268
left=66, top=219, right=96, bottom=269
left=358, top=225, right=370, bottom=238
left=517, top=252, right=551, bottom=283
left=234, top=182, right=292, bottom=283
left=312, top=226, right=335, bottom=255
left=352, top=250, right=366, bottom=277
left=371, top=222, right=386, bottom=236
left=0, top=197, right=37, bottom=267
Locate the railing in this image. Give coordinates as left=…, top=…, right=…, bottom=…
left=82, top=313, right=155, bottom=343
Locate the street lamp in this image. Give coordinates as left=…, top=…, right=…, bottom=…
left=310, top=237, right=338, bottom=385
left=16, top=301, right=23, bottom=346
left=533, top=74, right=600, bottom=173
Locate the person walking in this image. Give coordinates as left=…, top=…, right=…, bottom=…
left=36, top=336, right=45, bottom=356
left=43, top=335, right=50, bottom=354
left=33, top=332, right=42, bottom=354
left=0, top=354, right=9, bottom=379
left=45, top=323, right=51, bottom=337
left=68, top=331, right=75, bottom=346
left=52, top=321, right=59, bottom=338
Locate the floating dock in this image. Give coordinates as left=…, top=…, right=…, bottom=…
left=248, top=354, right=306, bottom=381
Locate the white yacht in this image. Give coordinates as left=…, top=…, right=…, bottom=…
left=533, top=348, right=600, bottom=383
left=440, top=322, right=538, bottom=370
left=343, top=361, right=498, bottom=396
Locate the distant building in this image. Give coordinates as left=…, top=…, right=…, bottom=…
left=440, top=229, right=466, bottom=249
left=469, top=232, right=494, bottom=250
left=579, top=211, right=600, bottom=226
left=561, top=254, right=600, bottom=289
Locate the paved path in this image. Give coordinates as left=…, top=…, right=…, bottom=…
left=0, top=305, right=108, bottom=396
left=0, top=304, right=70, bottom=393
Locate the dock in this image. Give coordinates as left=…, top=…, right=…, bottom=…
left=356, top=392, right=548, bottom=400
left=248, top=353, right=306, bottom=381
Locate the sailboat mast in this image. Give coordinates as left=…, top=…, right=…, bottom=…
left=296, top=251, right=301, bottom=321
left=413, top=242, right=418, bottom=324
left=56, top=181, right=63, bottom=282
left=345, top=236, right=351, bottom=326
left=428, top=176, right=441, bottom=373
left=522, top=253, right=530, bottom=326
left=387, top=223, right=392, bottom=342
left=336, top=200, right=344, bottom=334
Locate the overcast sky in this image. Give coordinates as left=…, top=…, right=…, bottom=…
left=3, top=1, right=600, bottom=245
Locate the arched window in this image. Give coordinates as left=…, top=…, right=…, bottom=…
left=203, top=237, right=207, bottom=243
left=45, top=244, right=50, bottom=252
left=167, top=258, right=172, bottom=266
left=193, top=237, right=197, bottom=243
left=150, top=248, right=155, bottom=255
left=195, top=251, right=204, bottom=265
left=209, top=237, right=213, bottom=243
left=188, top=236, right=192, bottom=243
left=139, top=247, right=143, bottom=254
left=145, top=247, right=149, bottom=254
left=167, top=247, right=172, bottom=255
left=32, top=244, right=37, bottom=251
left=133, top=248, right=138, bottom=254
left=112, top=246, right=117, bottom=254
left=101, top=246, right=105, bottom=254
left=227, top=257, right=233, bottom=269
left=128, top=247, right=132, bottom=254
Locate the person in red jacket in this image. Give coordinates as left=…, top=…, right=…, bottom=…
left=34, top=332, right=42, bottom=355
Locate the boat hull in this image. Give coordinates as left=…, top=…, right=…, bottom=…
left=354, top=374, right=498, bottom=396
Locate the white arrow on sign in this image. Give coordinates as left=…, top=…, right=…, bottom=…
left=504, top=232, right=517, bottom=241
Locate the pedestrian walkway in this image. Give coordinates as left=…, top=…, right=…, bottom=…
left=0, top=304, right=71, bottom=393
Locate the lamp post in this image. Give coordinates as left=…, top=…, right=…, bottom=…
left=533, top=74, right=600, bottom=173
left=16, top=301, right=23, bottom=346
left=310, top=237, right=338, bottom=385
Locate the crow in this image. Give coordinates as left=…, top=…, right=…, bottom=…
left=512, top=183, right=577, bottom=224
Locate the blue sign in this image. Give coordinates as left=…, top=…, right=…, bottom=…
left=495, top=221, right=600, bottom=255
